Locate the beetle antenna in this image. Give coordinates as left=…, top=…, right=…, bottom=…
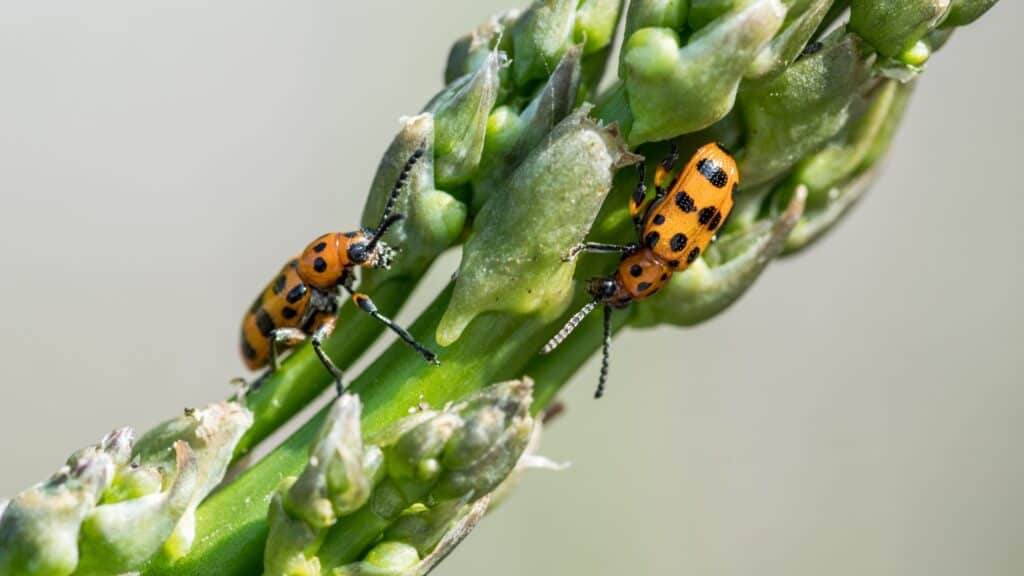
left=541, top=300, right=599, bottom=354
left=594, top=304, right=612, bottom=399
left=366, top=214, right=403, bottom=254
left=373, top=140, right=427, bottom=239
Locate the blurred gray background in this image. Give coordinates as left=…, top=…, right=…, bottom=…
left=1, top=2, right=1021, bottom=575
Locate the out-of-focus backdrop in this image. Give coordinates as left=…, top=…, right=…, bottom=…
left=1, top=2, right=1020, bottom=575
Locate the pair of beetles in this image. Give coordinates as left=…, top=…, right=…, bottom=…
left=240, top=143, right=739, bottom=398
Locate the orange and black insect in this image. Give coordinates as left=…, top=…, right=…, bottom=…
left=542, top=143, right=739, bottom=398
left=240, top=143, right=438, bottom=392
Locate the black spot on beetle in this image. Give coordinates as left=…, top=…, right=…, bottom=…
left=660, top=273, right=668, bottom=281
left=630, top=264, right=643, bottom=277
left=652, top=214, right=666, bottom=225
left=286, top=284, right=308, bottom=304
left=249, top=294, right=264, bottom=314
left=637, top=282, right=652, bottom=292
left=240, top=336, right=257, bottom=360
left=675, top=191, right=696, bottom=213
left=313, top=257, right=328, bottom=273
left=272, top=274, right=286, bottom=294
left=708, top=212, right=723, bottom=231
left=697, top=158, right=728, bottom=188
left=670, top=233, right=688, bottom=252
left=255, top=309, right=276, bottom=338
left=313, top=242, right=327, bottom=253
left=687, top=247, right=701, bottom=264
left=698, top=207, right=717, bottom=225
left=644, top=231, right=660, bottom=249
left=281, top=306, right=298, bottom=320
left=343, top=231, right=358, bottom=238
left=288, top=259, right=299, bottom=269
left=668, top=259, right=680, bottom=269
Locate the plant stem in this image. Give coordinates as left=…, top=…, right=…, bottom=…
left=144, top=284, right=564, bottom=576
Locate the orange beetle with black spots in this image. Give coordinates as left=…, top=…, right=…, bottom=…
left=543, top=142, right=739, bottom=398
left=240, top=144, right=439, bottom=393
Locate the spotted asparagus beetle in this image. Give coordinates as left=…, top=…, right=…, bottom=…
left=542, top=143, right=739, bottom=398
left=240, top=143, right=439, bottom=392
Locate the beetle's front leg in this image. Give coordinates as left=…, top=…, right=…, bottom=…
left=345, top=289, right=440, bottom=366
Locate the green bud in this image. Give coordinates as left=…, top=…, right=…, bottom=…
left=361, top=114, right=468, bottom=285
left=943, top=0, right=999, bottom=27
left=368, top=481, right=410, bottom=524
left=738, top=31, right=871, bottom=187
left=264, top=479, right=324, bottom=576
left=445, top=10, right=520, bottom=84
left=433, top=380, right=534, bottom=501
left=386, top=413, right=462, bottom=484
left=440, top=408, right=505, bottom=475
left=472, top=47, right=582, bottom=213
left=133, top=401, right=253, bottom=560
left=438, top=107, right=638, bottom=346
left=286, top=394, right=373, bottom=529
left=631, top=186, right=806, bottom=327
left=66, top=428, right=133, bottom=476
left=426, top=51, right=504, bottom=188
left=901, top=40, right=932, bottom=66
left=624, top=0, right=786, bottom=144
left=575, top=0, right=625, bottom=55
left=384, top=496, right=471, bottom=557
left=0, top=431, right=122, bottom=576
left=74, top=442, right=198, bottom=576
left=101, top=465, right=164, bottom=504
left=333, top=541, right=419, bottom=576
left=850, top=0, right=952, bottom=57
left=746, top=0, right=833, bottom=79
left=512, top=0, right=578, bottom=86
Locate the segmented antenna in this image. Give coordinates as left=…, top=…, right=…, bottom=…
left=594, top=304, right=612, bottom=399
left=373, top=140, right=427, bottom=239
left=366, top=213, right=404, bottom=255
left=541, top=300, right=599, bottom=354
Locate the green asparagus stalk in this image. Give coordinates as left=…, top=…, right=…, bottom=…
left=1, top=0, right=1002, bottom=574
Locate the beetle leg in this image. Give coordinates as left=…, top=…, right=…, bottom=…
left=268, top=328, right=307, bottom=372
left=347, top=290, right=440, bottom=366
left=654, top=141, right=678, bottom=192
left=309, top=315, right=346, bottom=396
left=630, top=162, right=649, bottom=231
left=562, top=242, right=639, bottom=263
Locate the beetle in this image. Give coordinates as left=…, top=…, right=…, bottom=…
left=240, top=143, right=439, bottom=393
left=541, top=142, right=739, bottom=398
